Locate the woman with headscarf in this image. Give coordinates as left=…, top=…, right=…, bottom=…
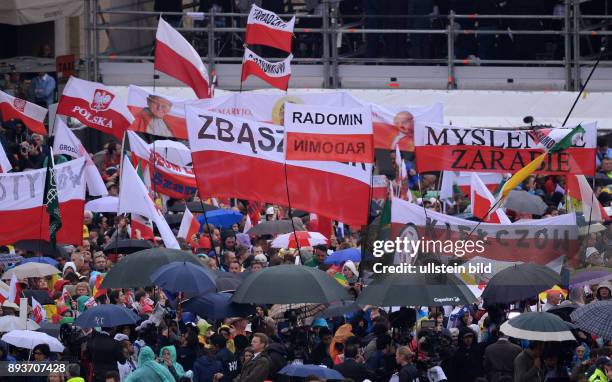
left=158, top=345, right=185, bottom=381
left=329, top=323, right=354, bottom=364
left=570, top=343, right=592, bottom=381
left=125, top=346, right=174, bottom=382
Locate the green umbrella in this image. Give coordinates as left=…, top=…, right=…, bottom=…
left=101, top=248, right=203, bottom=288
left=356, top=272, right=476, bottom=307
left=231, top=264, right=352, bottom=305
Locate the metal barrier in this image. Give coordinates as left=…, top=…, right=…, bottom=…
left=84, top=0, right=611, bottom=91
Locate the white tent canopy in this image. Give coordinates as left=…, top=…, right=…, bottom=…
left=108, top=87, right=612, bottom=131
left=0, top=0, right=82, bottom=25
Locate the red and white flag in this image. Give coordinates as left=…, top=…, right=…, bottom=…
left=440, top=171, right=503, bottom=200
left=31, top=297, right=45, bottom=324
left=84, top=296, right=97, bottom=309
left=118, top=156, right=180, bottom=249
left=57, top=76, right=134, bottom=140
left=470, top=173, right=511, bottom=224
left=271, top=231, right=328, bottom=249
left=150, top=151, right=197, bottom=200
left=186, top=107, right=372, bottom=226
left=241, top=48, right=292, bottom=91
left=130, top=214, right=154, bottom=240
left=8, top=274, right=19, bottom=304
left=177, top=207, right=200, bottom=244
left=58, top=288, right=70, bottom=306
left=0, top=142, right=12, bottom=173
left=245, top=4, right=295, bottom=53
left=0, top=157, right=87, bottom=246
left=567, top=174, right=610, bottom=222
left=0, top=89, right=47, bottom=135
left=284, top=103, right=374, bottom=163
left=53, top=118, right=108, bottom=196
left=155, top=18, right=210, bottom=99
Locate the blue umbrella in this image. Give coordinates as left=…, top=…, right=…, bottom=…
left=198, top=209, right=243, bottom=229
left=279, top=364, right=344, bottom=380
left=324, top=248, right=361, bottom=265
left=182, top=292, right=255, bottom=320
left=20, top=257, right=59, bottom=267
left=150, top=261, right=216, bottom=294
left=74, top=304, right=139, bottom=328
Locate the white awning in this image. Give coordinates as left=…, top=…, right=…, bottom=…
left=0, top=0, right=82, bottom=25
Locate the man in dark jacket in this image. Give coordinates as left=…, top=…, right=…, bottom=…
left=309, top=327, right=333, bottom=367
left=234, top=333, right=271, bottom=382
left=484, top=334, right=523, bottom=382
left=211, top=334, right=238, bottom=382
left=448, top=327, right=484, bottom=382
left=266, top=342, right=288, bottom=380
left=193, top=348, right=223, bottom=382
left=334, top=341, right=377, bottom=382
left=86, top=329, right=125, bottom=382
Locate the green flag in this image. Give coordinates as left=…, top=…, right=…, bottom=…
left=43, top=158, right=62, bottom=247
left=549, top=124, right=586, bottom=153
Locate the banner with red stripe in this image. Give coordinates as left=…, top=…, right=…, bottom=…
left=241, top=48, right=292, bottom=91
left=245, top=4, right=295, bottom=53
left=0, top=89, right=47, bottom=135
left=149, top=151, right=197, bottom=199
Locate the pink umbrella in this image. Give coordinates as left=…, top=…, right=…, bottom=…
left=271, top=231, right=328, bottom=249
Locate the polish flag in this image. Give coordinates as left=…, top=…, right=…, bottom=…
left=130, top=214, right=154, bottom=240
left=178, top=207, right=200, bottom=244
left=440, top=171, right=503, bottom=200
left=32, top=297, right=45, bottom=324
left=8, top=274, right=19, bottom=304
left=0, top=157, right=87, bottom=246
left=0, top=142, right=12, bottom=173
left=57, top=77, right=134, bottom=140
left=84, top=296, right=97, bottom=309
left=0, top=89, right=47, bottom=135
left=241, top=48, right=292, bottom=91
left=470, top=173, right=511, bottom=224
left=245, top=4, right=295, bottom=53
left=53, top=118, right=108, bottom=196
left=57, top=288, right=70, bottom=306
left=155, top=17, right=210, bottom=99
left=567, top=174, right=609, bottom=222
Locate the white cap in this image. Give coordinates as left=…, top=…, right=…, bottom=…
left=254, top=254, right=267, bottom=263
left=63, top=262, right=77, bottom=274
left=585, top=247, right=600, bottom=258
left=114, top=333, right=130, bottom=342
left=266, top=206, right=274, bottom=215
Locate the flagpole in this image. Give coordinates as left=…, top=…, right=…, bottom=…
left=283, top=163, right=301, bottom=254
left=562, top=46, right=604, bottom=127
left=114, top=131, right=127, bottom=252
left=197, top=196, right=220, bottom=268
left=358, top=158, right=375, bottom=281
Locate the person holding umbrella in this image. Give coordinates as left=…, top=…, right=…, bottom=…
left=514, top=341, right=545, bottom=382
left=85, top=328, right=126, bottom=382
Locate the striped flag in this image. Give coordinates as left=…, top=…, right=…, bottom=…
left=0, top=142, right=11, bottom=173
left=32, top=297, right=45, bottom=324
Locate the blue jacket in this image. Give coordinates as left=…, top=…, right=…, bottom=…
left=193, top=355, right=223, bottom=382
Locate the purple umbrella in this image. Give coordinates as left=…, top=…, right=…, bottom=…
left=570, top=267, right=612, bottom=289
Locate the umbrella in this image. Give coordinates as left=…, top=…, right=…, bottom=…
left=356, top=272, right=476, bottom=307
left=269, top=303, right=327, bottom=322
left=14, top=240, right=67, bottom=257
left=232, top=264, right=352, bottom=304
left=74, top=304, right=139, bottom=328
left=247, top=219, right=306, bottom=236
left=279, top=364, right=344, bottom=380
left=2, top=330, right=64, bottom=352
left=153, top=140, right=192, bottom=166
left=101, top=248, right=202, bottom=288
left=197, top=209, right=243, bottom=229
left=481, top=263, right=561, bottom=304
left=547, top=301, right=580, bottom=322
left=0, top=253, right=24, bottom=266
left=324, top=248, right=361, bottom=265
left=182, top=292, right=256, bottom=320
left=271, top=231, right=328, bottom=249
left=500, top=312, right=575, bottom=341
left=168, top=201, right=218, bottom=213
left=0, top=316, right=39, bottom=331
left=318, top=300, right=362, bottom=319
left=570, top=300, right=612, bottom=340
left=213, top=272, right=245, bottom=292
left=38, top=322, right=60, bottom=338
left=1, top=263, right=60, bottom=280
left=84, top=196, right=119, bottom=213
left=23, top=290, right=54, bottom=306
left=150, top=261, right=216, bottom=294
left=164, top=214, right=183, bottom=228
left=504, top=190, right=548, bottom=215
left=103, top=239, right=153, bottom=254
left=20, top=256, right=59, bottom=267
left=570, top=267, right=612, bottom=289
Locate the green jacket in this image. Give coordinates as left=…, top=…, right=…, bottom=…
left=159, top=345, right=186, bottom=378
left=125, top=346, right=175, bottom=382
left=589, top=368, right=608, bottom=382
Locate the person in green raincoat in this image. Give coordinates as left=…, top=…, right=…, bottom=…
left=125, top=346, right=174, bottom=382
left=159, top=345, right=186, bottom=380
left=76, top=295, right=90, bottom=313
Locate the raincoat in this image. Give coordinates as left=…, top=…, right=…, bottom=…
left=124, top=346, right=174, bottom=382
left=159, top=345, right=186, bottom=379
left=329, top=323, right=354, bottom=362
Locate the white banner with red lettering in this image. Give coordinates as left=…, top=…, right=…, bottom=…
left=414, top=122, right=597, bottom=175
left=284, top=103, right=374, bottom=163
left=0, top=157, right=87, bottom=245
left=245, top=4, right=295, bottom=53
left=186, top=105, right=372, bottom=226
left=241, top=48, right=293, bottom=91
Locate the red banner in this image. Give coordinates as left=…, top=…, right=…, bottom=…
left=149, top=152, right=197, bottom=199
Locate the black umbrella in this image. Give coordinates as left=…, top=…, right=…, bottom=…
left=547, top=302, right=580, bottom=322
left=317, top=300, right=361, bottom=319
left=74, top=305, right=139, bottom=328
left=231, top=264, right=352, bottom=304
left=14, top=240, right=67, bottom=257
left=356, top=272, right=476, bottom=307
left=500, top=312, right=576, bottom=341
left=168, top=201, right=218, bottom=213
left=101, top=248, right=202, bottom=288
left=103, top=239, right=153, bottom=254
left=38, top=322, right=60, bottom=338
left=212, top=271, right=246, bottom=292
left=23, top=290, right=54, bottom=306
left=164, top=214, right=183, bottom=229
left=182, top=292, right=256, bottom=320
left=482, top=263, right=561, bottom=304
left=247, top=219, right=305, bottom=236
left=570, top=300, right=612, bottom=340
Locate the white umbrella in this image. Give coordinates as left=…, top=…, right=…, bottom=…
left=2, top=330, right=64, bottom=352
left=1, top=263, right=60, bottom=280
left=0, top=316, right=39, bottom=331
left=85, top=196, right=119, bottom=213
left=153, top=140, right=192, bottom=166
left=271, top=231, right=328, bottom=249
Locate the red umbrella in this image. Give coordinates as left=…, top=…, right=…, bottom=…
left=271, top=231, right=328, bottom=248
